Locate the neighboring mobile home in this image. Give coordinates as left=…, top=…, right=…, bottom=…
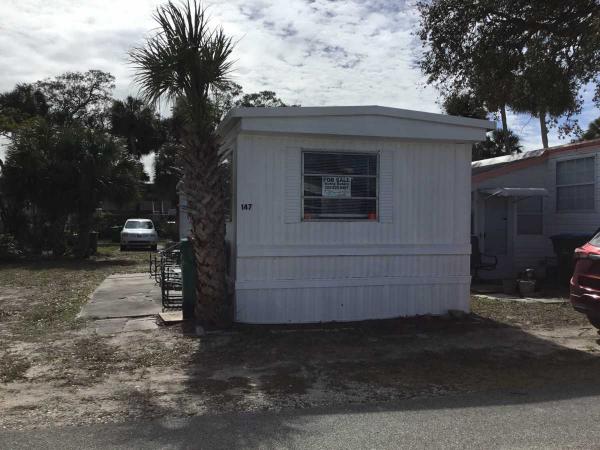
left=181, top=106, right=492, bottom=323
left=472, top=139, right=600, bottom=280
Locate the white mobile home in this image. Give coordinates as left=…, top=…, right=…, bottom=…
left=472, top=139, right=600, bottom=279
left=182, top=106, right=492, bottom=323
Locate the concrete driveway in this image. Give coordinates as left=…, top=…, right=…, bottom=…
left=79, top=273, right=161, bottom=333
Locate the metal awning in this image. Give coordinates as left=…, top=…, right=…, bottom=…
left=479, top=187, right=548, bottom=198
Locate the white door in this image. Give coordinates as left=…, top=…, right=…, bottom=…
left=484, top=196, right=513, bottom=278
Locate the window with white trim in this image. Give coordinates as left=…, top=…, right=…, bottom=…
left=517, top=197, right=543, bottom=235
left=556, top=157, right=595, bottom=211
left=302, top=152, right=378, bottom=220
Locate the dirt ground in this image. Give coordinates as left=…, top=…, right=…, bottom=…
left=2, top=251, right=600, bottom=430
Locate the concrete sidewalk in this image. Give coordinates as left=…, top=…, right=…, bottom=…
left=79, top=273, right=161, bottom=334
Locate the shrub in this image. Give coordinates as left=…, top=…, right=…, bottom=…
left=0, top=233, right=23, bottom=261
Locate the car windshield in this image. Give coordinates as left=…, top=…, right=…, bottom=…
left=124, top=220, right=153, bottom=230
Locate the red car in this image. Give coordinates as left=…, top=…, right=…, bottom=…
left=571, top=231, right=600, bottom=329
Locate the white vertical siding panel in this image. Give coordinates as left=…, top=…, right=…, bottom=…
left=284, top=147, right=301, bottom=224
left=235, top=282, right=470, bottom=324
left=236, top=255, right=468, bottom=281
left=454, top=144, right=471, bottom=245
left=234, top=133, right=471, bottom=323
left=379, top=149, right=393, bottom=223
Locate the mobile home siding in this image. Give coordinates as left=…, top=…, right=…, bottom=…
left=234, top=133, right=472, bottom=323
left=474, top=162, right=552, bottom=275
left=472, top=143, right=600, bottom=277
left=545, top=149, right=600, bottom=235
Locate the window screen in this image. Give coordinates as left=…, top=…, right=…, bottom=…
left=556, top=157, right=595, bottom=211
left=302, top=152, right=378, bottom=220
left=517, top=197, right=543, bottom=235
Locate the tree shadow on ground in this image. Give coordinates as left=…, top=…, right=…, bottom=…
left=92, top=314, right=600, bottom=449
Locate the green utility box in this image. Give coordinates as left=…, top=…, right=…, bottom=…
left=180, top=238, right=196, bottom=320
left=110, top=225, right=121, bottom=243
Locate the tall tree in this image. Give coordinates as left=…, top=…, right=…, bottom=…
left=418, top=0, right=600, bottom=147
left=1, top=119, right=142, bottom=257
left=210, top=83, right=290, bottom=118
left=441, top=91, right=522, bottom=161
left=442, top=91, right=488, bottom=120
left=71, top=128, right=143, bottom=257
left=0, top=84, right=48, bottom=138
left=581, top=117, right=600, bottom=141
left=110, top=96, right=164, bottom=158
left=154, top=141, right=182, bottom=202
left=35, top=70, right=115, bottom=129
left=131, top=0, right=235, bottom=327
left=236, top=90, right=288, bottom=107
left=509, top=38, right=582, bottom=148
left=0, top=119, right=70, bottom=254
left=472, top=129, right=522, bottom=161
left=153, top=85, right=290, bottom=206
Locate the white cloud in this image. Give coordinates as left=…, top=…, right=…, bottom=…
left=1, top=0, right=599, bottom=171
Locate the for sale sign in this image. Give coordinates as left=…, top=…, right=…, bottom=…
left=322, top=176, right=351, bottom=198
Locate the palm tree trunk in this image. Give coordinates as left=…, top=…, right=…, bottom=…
left=539, top=111, right=549, bottom=149
left=182, top=134, right=230, bottom=328
left=500, top=105, right=508, bottom=133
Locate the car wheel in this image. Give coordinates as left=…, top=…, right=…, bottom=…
left=587, top=316, right=600, bottom=330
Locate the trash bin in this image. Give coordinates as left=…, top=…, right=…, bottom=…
left=110, top=225, right=121, bottom=243
left=550, top=233, right=592, bottom=283
left=89, top=231, right=98, bottom=254
left=180, top=238, right=196, bottom=320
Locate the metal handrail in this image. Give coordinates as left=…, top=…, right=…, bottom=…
left=149, top=242, right=183, bottom=309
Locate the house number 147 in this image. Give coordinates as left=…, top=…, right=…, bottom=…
left=241, top=203, right=253, bottom=210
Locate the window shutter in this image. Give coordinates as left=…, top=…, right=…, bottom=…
left=285, top=147, right=302, bottom=223
left=379, top=150, right=393, bottom=223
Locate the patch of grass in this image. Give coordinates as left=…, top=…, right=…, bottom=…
left=471, top=296, right=590, bottom=328
left=42, top=336, right=126, bottom=385
left=96, top=244, right=152, bottom=271
left=128, top=339, right=197, bottom=369
left=72, top=336, right=124, bottom=369
left=0, top=352, right=30, bottom=383
left=0, top=248, right=150, bottom=339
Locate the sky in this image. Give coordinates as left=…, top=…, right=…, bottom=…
left=1, top=0, right=599, bottom=176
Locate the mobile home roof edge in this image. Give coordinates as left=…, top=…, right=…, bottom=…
left=472, top=138, right=600, bottom=183
left=217, top=105, right=495, bottom=137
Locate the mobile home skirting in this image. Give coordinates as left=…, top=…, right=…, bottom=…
left=234, top=252, right=471, bottom=323
left=235, top=282, right=471, bottom=324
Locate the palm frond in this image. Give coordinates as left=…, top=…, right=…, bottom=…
left=130, top=0, right=235, bottom=112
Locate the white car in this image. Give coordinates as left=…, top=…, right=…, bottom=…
left=120, top=219, right=158, bottom=251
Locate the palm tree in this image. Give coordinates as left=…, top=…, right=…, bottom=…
left=130, top=0, right=235, bottom=327
left=581, top=117, right=600, bottom=141
left=110, top=96, right=163, bottom=158
left=1, top=120, right=142, bottom=257
left=472, top=129, right=522, bottom=161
